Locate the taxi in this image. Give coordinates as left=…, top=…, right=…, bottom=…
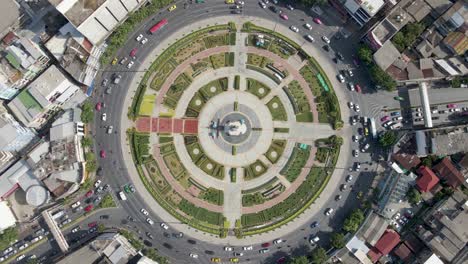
left=211, top=258, right=221, bottom=262
left=168, top=5, right=177, bottom=11
left=225, top=0, right=235, bottom=3
left=111, top=57, right=118, bottom=65
left=230, top=258, right=239, bottom=263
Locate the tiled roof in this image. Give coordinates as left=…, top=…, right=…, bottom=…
left=433, top=157, right=464, bottom=188
left=374, top=229, right=400, bottom=255
left=393, top=243, right=413, bottom=262
left=416, top=166, right=440, bottom=192
left=392, top=153, right=421, bottom=171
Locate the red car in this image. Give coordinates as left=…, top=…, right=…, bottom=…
left=130, top=48, right=138, bottom=58
left=277, top=257, right=286, bottom=263
left=279, top=14, right=288, bottom=20
left=381, top=116, right=390, bottom=122
left=88, top=221, right=97, bottom=228
left=313, top=18, right=323, bottom=25
left=355, top=84, right=362, bottom=93
left=100, top=150, right=106, bottom=158
left=261, top=242, right=270, bottom=247
left=85, top=190, right=94, bottom=197
left=447, top=103, right=457, bottom=108
left=95, top=102, right=102, bottom=111
left=84, top=205, right=93, bottom=212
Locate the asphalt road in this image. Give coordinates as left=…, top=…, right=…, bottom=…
left=18, top=1, right=380, bottom=264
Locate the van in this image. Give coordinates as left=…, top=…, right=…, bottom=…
left=119, top=191, right=127, bottom=201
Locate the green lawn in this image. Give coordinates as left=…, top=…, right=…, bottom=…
left=265, top=140, right=286, bottom=164
left=246, top=78, right=271, bottom=99
left=280, top=144, right=311, bottom=182
left=266, top=96, right=288, bottom=121
left=200, top=188, right=224, bottom=206
left=139, top=94, right=156, bottom=116
left=244, top=160, right=268, bottom=181
left=17, top=90, right=42, bottom=110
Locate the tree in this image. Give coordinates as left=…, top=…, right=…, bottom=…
left=26, top=259, right=38, bottom=264
left=299, top=0, right=328, bottom=6
left=369, top=64, right=397, bottom=91
left=310, top=247, right=327, bottom=264
left=80, top=101, right=94, bottom=123
left=288, top=256, right=309, bottom=264
left=82, top=177, right=93, bottom=190
left=97, top=223, right=106, bottom=233
left=142, top=248, right=169, bottom=264
left=81, top=136, right=93, bottom=148
left=343, top=209, right=365, bottom=233
left=407, top=187, right=421, bottom=204
left=0, top=227, right=18, bottom=249
left=379, top=131, right=398, bottom=147
left=357, top=44, right=373, bottom=65
left=330, top=232, right=346, bottom=249
left=392, top=32, right=406, bottom=51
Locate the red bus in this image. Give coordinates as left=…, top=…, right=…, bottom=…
left=149, top=19, right=168, bottom=34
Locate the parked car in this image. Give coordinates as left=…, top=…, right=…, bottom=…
left=355, top=84, right=362, bottom=93
left=361, top=143, right=370, bottom=152
left=325, top=208, right=334, bottom=216
left=160, top=223, right=169, bottom=230
left=243, top=245, right=253, bottom=250
left=261, top=242, right=270, bottom=247
left=391, top=111, right=400, bottom=116
left=309, top=236, right=320, bottom=244
left=289, top=26, right=299, bottom=33
left=146, top=218, right=154, bottom=225
left=136, top=34, right=143, bottom=42
left=279, top=14, right=288, bottom=20
left=99, top=150, right=106, bottom=158
left=304, top=23, right=312, bottom=30
left=224, top=246, right=233, bottom=251
left=313, top=18, right=323, bottom=24
left=381, top=116, right=390, bottom=122
left=447, top=103, right=457, bottom=108
left=346, top=175, right=353, bottom=182
left=273, top=239, right=283, bottom=244
left=141, top=208, right=149, bottom=216
left=337, top=74, right=345, bottom=83
left=305, top=35, right=314, bottom=42
left=321, top=36, right=330, bottom=44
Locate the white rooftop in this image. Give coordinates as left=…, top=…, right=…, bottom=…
left=0, top=201, right=16, bottom=232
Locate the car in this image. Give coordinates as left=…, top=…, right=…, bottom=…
left=259, top=2, right=266, bottom=8
left=113, top=74, right=122, bottom=84
left=270, top=6, right=279, bottom=13
left=189, top=253, right=199, bottom=258
left=348, top=102, right=354, bottom=108
left=447, top=103, right=457, bottom=108
left=321, top=36, right=330, bottom=44
left=141, top=38, right=148, bottom=44
left=231, top=9, right=242, bottom=14
left=168, top=5, right=177, bottom=11
left=94, top=180, right=102, bottom=188
left=136, top=34, right=143, bottom=42
left=262, top=0, right=269, bottom=3
left=18, top=243, right=29, bottom=250
left=107, top=125, right=113, bottom=134
left=394, top=96, right=404, bottom=101
left=71, top=227, right=80, bottom=233
left=61, top=219, right=72, bottom=226
left=141, top=208, right=149, bottom=216
left=100, top=113, right=107, bottom=121
left=355, top=84, right=362, bottom=93
left=289, top=26, right=299, bottom=33
left=230, top=258, right=239, bottom=263
left=313, top=18, right=323, bottom=24
left=129, top=184, right=136, bottom=193
left=119, top=57, right=128, bottom=65
left=355, top=162, right=361, bottom=171
left=286, top=4, right=294, bottom=10
left=261, top=242, right=271, bottom=247
left=95, top=102, right=102, bottom=111
left=311, top=221, right=319, bottom=228
left=85, top=190, right=94, bottom=197
left=234, top=252, right=244, bottom=256
left=93, top=196, right=102, bottom=203
left=16, top=255, right=26, bottom=261
left=337, top=74, right=345, bottom=83
left=347, top=69, right=354, bottom=77
left=146, top=218, right=154, bottom=225
left=111, top=57, right=118, bottom=65
left=71, top=201, right=81, bottom=209
left=211, top=258, right=221, bottom=263
left=305, top=35, right=314, bottom=42
left=415, top=112, right=422, bottom=117
left=352, top=135, right=359, bottom=142
left=127, top=61, right=134, bottom=69
left=348, top=82, right=355, bottom=91
left=279, top=13, right=288, bottom=20
left=392, top=116, right=403, bottom=121
left=346, top=175, right=353, bottom=182
left=243, top=245, right=253, bottom=250
left=88, top=222, right=97, bottom=228
left=236, top=0, right=245, bottom=5
left=391, top=111, right=401, bottom=116
left=304, top=23, right=312, bottom=30
left=100, top=150, right=106, bottom=158
left=273, top=239, right=283, bottom=244
left=225, top=0, right=234, bottom=3
left=335, top=195, right=342, bottom=201
left=102, top=79, right=109, bottom=86
left=309, top=236, right=320, bottom=244
left=146, top=232, right=154, bottom=240
left=336, top=52, right=344, bottom=61
left=129, top=48, right=138, bottom=58
left=323, top=45, right=330, bottom=51
left=414, top=118, right=423, bottom=122
left=160, top=223, right=169, bottom=229
left=325, top=208, right=334, bottom=216
left=259, top=248, right=270, bottom=253
left=224, top=246, right=233, bottom=251
left=361, top=143, right=370, bottom=152
left=353, top=150, right=359, bottom=157
left=354, top=104, right=360, bottom=112
left=350, top=116, right=357, bottom=125
left=172, top=232, right=183, bottom=238
left=89, top=227, right=97, bottom=233
left=381, top=116, right=390, bottom=122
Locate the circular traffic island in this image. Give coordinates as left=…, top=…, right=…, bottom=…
left=127, top=21, right=343, bottom=239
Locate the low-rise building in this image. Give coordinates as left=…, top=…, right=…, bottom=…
left=432, top=157, right=464, bottom=189
left=0, top=103, right=36, bottom=153
left=7, top=65, right=85, bottom=128
left=368, top=229, right=400, bottom=263
left=0, top=200, right=17, bottom=232
left=343, top=0, right=386, bottom=27
left=416, top=166, right=440, bottom=193
left=392, top=153, right=421, bottom=172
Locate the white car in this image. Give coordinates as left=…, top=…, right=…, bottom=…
left=325, top=208, right=334, bottom=216
left=16, top=255, right=26, bottom=261
left=141, top=208, right=149, bottom=216
left=141, top=38, right=148, bottom=45
left=234, top=252, right=244, bottom=256
left=304, top=23, right=312, bottom=30
left=354, top=104, right=360, bottom=112
left=189, top=253, right=199, bottom=259
left=107, top=125, right=113, bottom=134
left=236, top=0, right=245, bottom=5
left=348, top=82, right=355, bottom=91
left=243, top=245, right=253, bottom=251
left=348, top=102, right=354, bottom=109
left=286, top=4, right=294, bottom=10
left=273, top=239, right=283, bottom=244
left=94, top=180, right=102, bottom=188
left=290, top=26, right=299, bottom=33
left=146, top=218, right=154, bottom=225
left=352, top=135, right=359, bottom=142
left=305, top=35, right=315, bottom=42
left=259, top=2, right=266, bottom=8
left=337, top=74, right=345, bottom=83
left=18, top=243, right=29, bottom=250
left=361, top=143, right=370, bottom=152
left=322, top=36, right=330, bottom=44
left=346, top=175, right=353, bottom=182
left=71, top=227, right=79, bottom=233
left=353, top=150, right=359, bottom=157
left=348, top=69, right=354, bottom=77
left=101, top=113, right=107, bottom=121
left=309, top=236, right=320, bottom=244
left=224, top=246, right=233, bottom=251
left=127, top=61, right=134, bottom=69
left=71, top=201, right=81, bottom=209
left=160, top=223, right=169, bottom=230
left=136, top=34, right=143, bottom=42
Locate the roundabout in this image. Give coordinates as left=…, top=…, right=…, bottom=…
left=92, top=2, right=374, bottom=263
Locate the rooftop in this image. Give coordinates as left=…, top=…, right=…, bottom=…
left=374, top=229, right=401, bottom=255
left=392, top=153, right=421, bottom=171
left=393, top=243, right=413, bottom=262
left=373, top=41, right=401, bottom=71
left=432, top=157, right=464, bottom=188
left=0, top=0, right=20, bottom=38
left=416, top=166, right=440, bottom=192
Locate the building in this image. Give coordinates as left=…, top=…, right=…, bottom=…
left=0, top=105, right=36, bottom=153
left=48, top=0, right=148, bottom=45
left=392, top=153, right=421, bottom=172
left=343, top=0, right=386, bottom=27
left=57, top=233, right=158, bottom=264
left=0, top=201, right=16, bottom=232
left=0, top=33, right=50, bottom=100
left=7, top=65, right=85, bottom=128
left=417, top=191, right=468, bottom=263
left=368, top=229, right=401, bottom=262
left=416, top=166, right=440, bottom=192
left=0, top=0, right=23, bottom=40
left=432, top=157, right=464, bottom=188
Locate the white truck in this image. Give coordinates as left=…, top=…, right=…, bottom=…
left=119, top=191, right=127, bottom=201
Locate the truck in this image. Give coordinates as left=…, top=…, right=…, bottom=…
left=119, top=191, right=127, bottom=201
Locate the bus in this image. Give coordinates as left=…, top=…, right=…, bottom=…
left=369, top=117, right=377, bottom=139
left=149, top=19, right=168, bottom=34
